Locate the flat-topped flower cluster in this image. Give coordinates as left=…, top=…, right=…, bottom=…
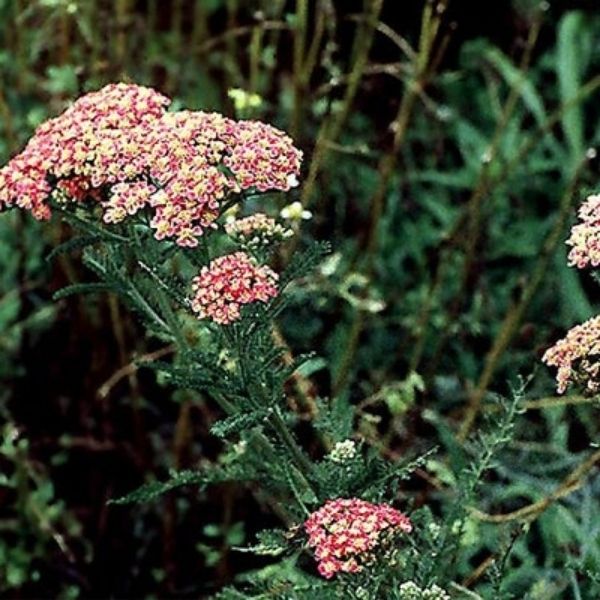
left=398, top=581, right=450, bottom=600
left=566, top=193, right=600, bottom=269
left=303, top=497, right=412, bottom=579
left=191, top=252, right=279, bottom=325
left=544, top=192, right=600, bottom=392
left=543, top=315, right=600, bottom=394
left=0, top=83, right=302, bottom=247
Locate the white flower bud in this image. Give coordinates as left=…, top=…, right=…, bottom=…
left=328, top=439, right=357, bottom=463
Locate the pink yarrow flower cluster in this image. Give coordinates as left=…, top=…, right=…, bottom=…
left=543, top=315, right=600, bottom=393
left=190, top=252, right=279, bottom=325
left=566, top=194, right=600, bottom=268
left=0, top=83, right=302, bottom=247
left=304, top=498, right=412, bottom=579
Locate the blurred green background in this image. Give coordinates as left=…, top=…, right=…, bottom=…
left=1, top=0, right=600, bottom=597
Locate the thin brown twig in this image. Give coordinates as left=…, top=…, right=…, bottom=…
left=409, top=73, right=600, bottom=376
left=97, top=344, right=176, bottom=399
left=194, top=21, right=289, bottom=57
left=462, top=555, right=495, bottom=588
left=346, top=14, right=416, bottom=61
left=424, top=16, right=542, bottom=378
left=291, top=0, right=308, bottom=138
left=296, top=0, right=384, bottom=212
left=470, top=448, right=600, bottom=523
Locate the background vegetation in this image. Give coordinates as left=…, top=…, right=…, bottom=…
left=1, top=0, right=600, bottom=597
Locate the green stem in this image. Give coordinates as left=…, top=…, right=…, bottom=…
left=231, top=327, right=316, bottom=494
left=128, top=280, right=170, bottom=334
left=126, top=228, right=317, bottom=504
left=270, top=405, right=315, bottom=481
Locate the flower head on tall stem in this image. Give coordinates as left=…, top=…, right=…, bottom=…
left=225, top=213, right=293, bottom=249
left=566, top=193, right=600, bottom=268
left=303, top=497, right=412, bottom=579
left=543, top=315, right=600, bottom=393
left=190, top=252, right=279, bottom=325
left=0, top=83, right=303, bottom=247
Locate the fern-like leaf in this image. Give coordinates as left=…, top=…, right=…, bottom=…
left=52, top=282, right=113, bottom=300
left=210, top=410, right=270, bottom=439
left=109, top=469, right=210, bottom=505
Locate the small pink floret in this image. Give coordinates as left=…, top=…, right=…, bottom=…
left=566, top=194, right=600, bottom=269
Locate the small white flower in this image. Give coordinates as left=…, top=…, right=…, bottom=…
left=233, top=440, right=247, bottom=455
left=227, top=88, right=263, bottom=113
left=399, top=581, right=450, bottom=600
left=480, top=148, right=493, bottom=164
left=399, top=581, right=420, bottom=598
left=280, top=201, right=312, bottom=221
left=328, top=439, right=357, bottom=463
left=222, top=205, right=239, bottom=224
left=286, top=174, right=299, bottom=189
left=355, top=587, right=369, bottom=599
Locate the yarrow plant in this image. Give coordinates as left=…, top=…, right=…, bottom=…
left=225, top=213, right=293, bottom=250
left=566, top=193, right=600, bottom=268
left=327, top=439, right=358, bottom=463
left=1, top=82, right=526, bottom=599
left=398, top=581, right=451, bottom=600
left=543, top=315, right=600, bottom=393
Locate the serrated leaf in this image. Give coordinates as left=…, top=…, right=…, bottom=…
left=234, top=528, right=289, bottom=556
left=60, top=210, right=130, bottom=243
left=210, top=410, right=269, bottom=439
left=45, top=234, right=103, bottom=262
left=52, top=282, right=113, bottom=301
left=281, top=241, right=331, bottom=287
left=109, top=469, right=208, bottom=505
